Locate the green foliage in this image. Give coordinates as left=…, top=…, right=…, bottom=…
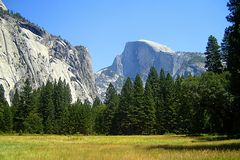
left=115, top=78, right=134, bottom=135
left=93, top=96, right=102, bottom=108
left=142, top=80, right=156, bottom=134
left=59, top=107, right=70, bottom=134
left=94, top=104, right=107, bottom=134
left=0, top=103, right=12, bottom=132
left=102, top=83, right=119, bottom=135
left=23, top=113, right=43, bottom=134
left=131, top=75, right=145, bottom=134
left=0, top=84, right=8, bottom=106
left=69, top=102, right=92, bottom=134
left=225, top=0, right=240, bottom=133
left=205, top=35, right=223, bottom=73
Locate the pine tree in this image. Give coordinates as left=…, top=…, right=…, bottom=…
left=0, top=84, right=13, bottom=132
left=102, top=83, right=119, bottom=134
left=20, top=79, right=33, bottom=119
left=174, top=75, right=190, bottom=133
left=12, top=89, right=20, bottom=131
left=63, top=83, right=72, bottom=106
left=91, top=96, right=102, bottom=133
left=12, top=89, right=20, bottom=107
left=143, top=80, right=156, bottom=134
left=225, top=0, right=240, bottom=132
left=94, top=105, right=107, bottom=134
left=115, top=78, right=134, bottom=134
left=39, top=80, right=55, bottom=133
left=59, top=107, right=70, bottom=134
left=205, top=35, right=223, bottom=73
left=93, top=96, right=102, bottom=108
left=147, top=67, right=159, bottom=102
left=14, top=79, right=33, bottom=132
left=155, top=69, right=166, bottom=134
left=69, top=102, right=92, bottom=134
left=0, top=104, right=5, bottom=132
left=53, top=79, right=64, bottom=132
left=221, top=27, right=231, bottom=65
left=23, top=113, right=43, bottom=134
left=163, top=73, right=177, bottom=133
left=0, top=104, right=12, bottom=132
left=0, top=84, right=8, bottom=106
left=132, top=74, right=145, bottom=134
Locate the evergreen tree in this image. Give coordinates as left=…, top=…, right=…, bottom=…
left=102, top=83, right=119, bottom=134
left=155, top=69, right=166, bottom=134
left=0, top=104, right=12, bottom=132
left=63, top=83, right=72, bottom=105
left=93, top=96, right=102, bottom=108
left=205, top=35, right=223, bottom=73
left=163, top=73, right=177, bottom=133
left=69, top=103, right=92, bottom=134
left=225, top=0, right=240, bottom=132
left=53, top=79, right=64, bottom=132
left=221, top=27, right=231, bottom=64
left=14, top=79, right=33, bottom=132
left=115, top=78, right=134, bottom=134
left=132, top=74, right=145, bottom=134
left=0, top=84, right=12, bottom=132
left=12, top=89, right=20, bottom=132
left=94, top=105, right=107, bottom=134
left=23, top=113, right=43, bottom=134
left=20, top=79, right=33, bottom=119
left=91, top=96, right=102, bottom=131
left=143, top=80, right=156, bottom=134
left=39, top=80, right=55, bottom=133
left=59, top=107, right=70, bottom=134
left=0, top=84, right=8, bottom=106
left=174, top=75, right=191, bottom=133
left=147, top=67, right=159, bottom=102
left=0, top=104, right=5, bottom=132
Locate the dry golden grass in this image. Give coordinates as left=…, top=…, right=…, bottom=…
left=0, top=135, right=239, bottom=160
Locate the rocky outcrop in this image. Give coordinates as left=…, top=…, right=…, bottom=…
left=95, top=40, right=205, bottom=99
left=0, top=5, right=96, bottom=103
left=0, top=0, right=7, bottom=11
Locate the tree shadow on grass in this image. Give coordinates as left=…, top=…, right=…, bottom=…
left=146, top=143, right=240, bottom=151
left=190, top=134, right=240, bottom=142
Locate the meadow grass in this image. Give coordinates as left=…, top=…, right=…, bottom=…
left=0, top=134, right=239, bottom=160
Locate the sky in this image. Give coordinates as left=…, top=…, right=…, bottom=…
left=3, top=0, right=230, bottom=72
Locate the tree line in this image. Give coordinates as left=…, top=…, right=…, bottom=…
left=0, top=0, right=239, bottom=135
left=0, top=70, right=234, bottom=135
left=0, top=79, right=94, bottom=134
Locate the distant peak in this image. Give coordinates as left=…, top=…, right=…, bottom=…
left=0, top=0, right=7, bottom=11
left=137, top=40, right=174, bottom=53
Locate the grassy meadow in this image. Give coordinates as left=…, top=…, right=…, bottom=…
left=0, top=134, right=239, bottom=160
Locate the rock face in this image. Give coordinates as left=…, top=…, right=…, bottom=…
left=0, top=0, right=7, bottom=11
left=0, top=5, right=96, bottom=103
left=95, top=40, right=205, bottom=99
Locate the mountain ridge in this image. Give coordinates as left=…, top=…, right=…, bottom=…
left=95, top=40, right=205, bottom=99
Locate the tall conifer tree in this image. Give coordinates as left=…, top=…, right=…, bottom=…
left=143, top=80, right=156, bottom=134
left=116, top=78, right=133, bottom=134
left=225, top=0, right=240, bottom=132
left=205, top=35, right=223, bottom=73
left=132, top=75, right=145, bottom=134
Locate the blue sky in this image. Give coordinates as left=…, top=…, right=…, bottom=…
left=3, top=0, right=229, bottom=72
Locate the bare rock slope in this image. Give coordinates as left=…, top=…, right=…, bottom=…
left=0, top=2, right=96, bottom=103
